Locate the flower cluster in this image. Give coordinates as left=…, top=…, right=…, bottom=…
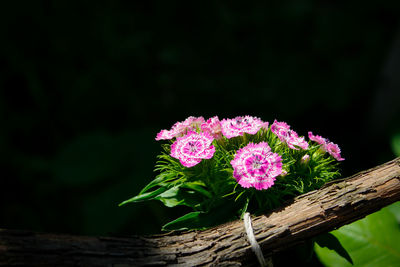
left=155, top=115, right=344, bottom=190
left=121, top=115, right=345, bottom=231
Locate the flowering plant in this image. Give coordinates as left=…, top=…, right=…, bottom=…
left=120, top=116, right=344, bottom=231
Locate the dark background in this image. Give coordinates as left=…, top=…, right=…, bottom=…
left=1, top=1, right=400, bottom=238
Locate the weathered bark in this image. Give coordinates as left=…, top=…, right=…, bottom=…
left=1, top=158, right=400, bottom=266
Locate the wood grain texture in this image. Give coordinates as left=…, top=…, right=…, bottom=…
left=1, top=157, right=399, bottom=266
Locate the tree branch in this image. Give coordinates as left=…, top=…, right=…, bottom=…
left=1, top=158, right=400, bottom=266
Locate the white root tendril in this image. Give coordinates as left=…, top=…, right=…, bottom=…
left=243, top=212, right=273, bottom=267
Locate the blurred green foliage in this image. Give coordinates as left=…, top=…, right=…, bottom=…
left=315, top=202, right=400, bottom=267
left=392, top=133, right=400, bottom=157
left=1, top=0, right=399, bottom=243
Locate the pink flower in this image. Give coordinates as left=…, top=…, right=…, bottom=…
left=155, top=116, right=205, bottom=140
left=271, top=120, right=291, bottom=142
left=301, top=154, right=310, bottom=164
left=201, top=116, right=222, bottom=139
left=170, top=131, right=215, bottom=167
left=271, top=120, right=308, bottom=150
left=230, top=142, right=282, bottom=190
left=261, top=121, right=269, bottom=131
left=155, top=129, right=177, bottom=140
left=325, top=142, right=345, bottom=161
left=286, top=130, right=309, bottom=150
left=221, top=116, right=265, bottom=139
left=182, top=116, right=205, bottom=130
left=308, top=132, right=327, bottom=146
left=308, top=132, right=344, bottom=161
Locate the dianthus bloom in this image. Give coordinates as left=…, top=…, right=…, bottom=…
left=156, top=116, right=205, bottom=140
left=261, top=121, right=269, bottom=131
left=183, top=116, right=205, bottom=130
left=201, top=116, right=222, bottom=139
left=230, top=142, right=282, bottom=190
left=221, top=116, right=265, bottom=139
left=308, top=132, right=344, bottom=161
left=301, top=154, right=310, bottom=164
left=308, top=132, right=326, bottom=145
left=271, top=120, right=291, bottom=142
left=170, top=131, right=215, bottom=167
left=325, top=142, right=345, bottom=161
left=286, top=131, right=309, bottom=150
left=271, top=120, right=308, bottom=150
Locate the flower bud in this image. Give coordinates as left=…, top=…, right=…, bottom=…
left=301, top=154, right=310, bottom=164
left=280, top=170, right=288, bottom=177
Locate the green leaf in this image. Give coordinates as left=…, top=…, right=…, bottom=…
left=118, top=187, right=168, bottom=206
left=155, top=186, right=203, bottom=208
left=314, top=233, right=353, bottom=265
left=239, top=197, right=250, bottom=219
left=391, top=133, right=400, bottom=157
left=181, top=182, right=212, bottom=198
left=155, top=188, right=184, bottom=207
left=386, top=201, right=400, bottom=223
left=162, top=211, right=204, bottom=231
left=139, top=172, right=176, bottom=194
left=315, top=202, right=400, bottom=267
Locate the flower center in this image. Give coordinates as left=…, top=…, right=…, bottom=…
left=188, top=141, right=198, bottom=152
left=231, top=118, right=249, bottom=128
left=252, top=155, right=264, bottom=169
